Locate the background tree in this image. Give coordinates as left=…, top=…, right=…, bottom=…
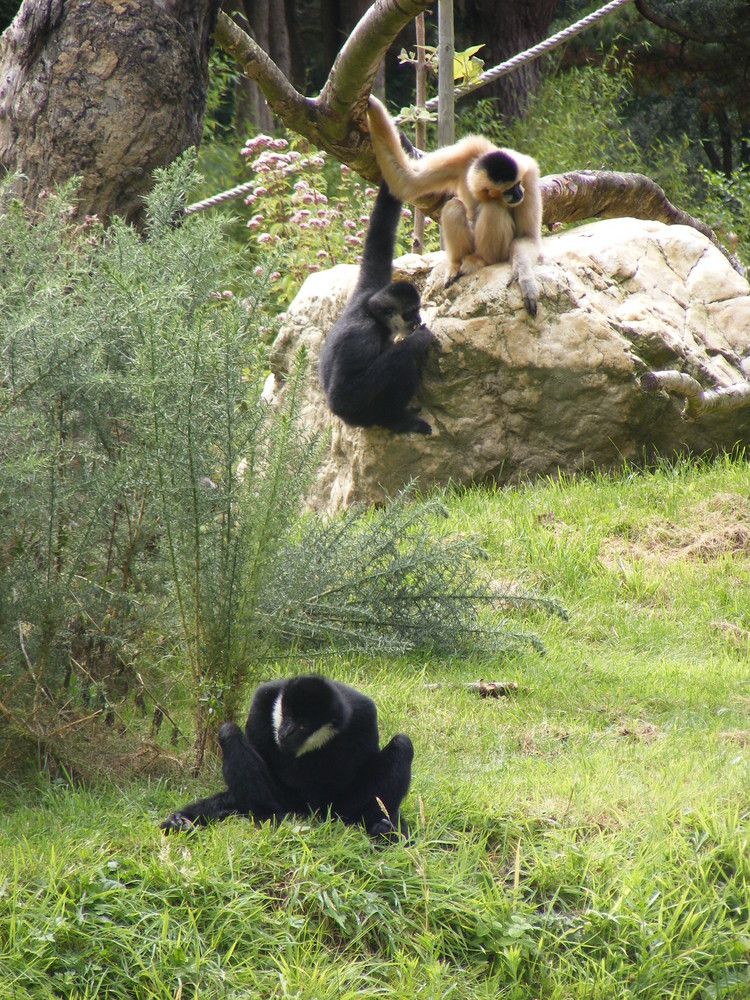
left=454, top=0, right=559, bottom=117
left=559, top=0, right=750, bottom=180
left=0, top=0, right=222, bottom=223
left=229, top=0, right=300, bottom=133
left=0, top=0, right=433, bottom=220
left=632, top=0, right=750, bottom=177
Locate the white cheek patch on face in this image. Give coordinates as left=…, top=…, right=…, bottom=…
left=272, top=693, right=283, bottom=746
left=393, top=314, right=422, bottom=340
left=390, top=315, right=411, bottom=338
left=295, top=723, right=338, bottom=757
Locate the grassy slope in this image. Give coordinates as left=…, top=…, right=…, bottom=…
left=1, top=457, right=749, bottom=999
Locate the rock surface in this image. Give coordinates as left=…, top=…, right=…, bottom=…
left=268, top=218, right=750, bottom=512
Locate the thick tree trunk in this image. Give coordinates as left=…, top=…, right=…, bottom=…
left=455, top=0, right=559, bottom=118
left=0, top=0, right=221, bottom=224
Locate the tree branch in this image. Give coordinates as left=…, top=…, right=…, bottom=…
left=319, top=0, right=433, bottom=121
left=213, top=12, right=317, bottom=137
left=540, top=170, right=744, bottom=274
left=214, top=0, right=432, bottom=173
left=641, top=371, right=750, bottom=419
left=634, top=0, right=708, bottom=43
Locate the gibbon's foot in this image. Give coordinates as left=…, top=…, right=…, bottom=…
left=444, top=262, right=462, bottom=289
left=400, top=409, right=432, bottom=435
left=378, top=407, right=431, bottom=435
left=519, top=275, right=539, bottom=317
left=444, top=254, right=487, bottom=288
left=369, top=816, right=410, bottom=844
left=388, top=419, right=431, bottom=435
left=160, top=811, right=197, bottom=834
left=458, top=253, right=487, bottom=277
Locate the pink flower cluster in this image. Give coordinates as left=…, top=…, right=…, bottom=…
left=235, top=133, right=420, bottom=305
left=237, top=134, right=378, bottom=289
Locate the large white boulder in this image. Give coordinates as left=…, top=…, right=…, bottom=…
left=268, top=218, right=750, bottom=512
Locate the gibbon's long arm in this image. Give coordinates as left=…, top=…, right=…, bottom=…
left=367, top=96, right=494, bottom=203
left=355, top=179, right=403, bottom=295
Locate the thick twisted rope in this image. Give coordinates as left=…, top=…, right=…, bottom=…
left=422, top=0, right=635, bottom=112
left=184, top=178, right=259, bottom=215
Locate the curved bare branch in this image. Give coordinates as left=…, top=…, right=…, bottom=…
left=634, top=0, right=708, bottom=43
left=540, top=170, right=744, bottom=274
left=214, top=1, right=432, bottom=173
left=213, top=12, right=317, bottom=137
left=641, top=371, right=750, bottom=418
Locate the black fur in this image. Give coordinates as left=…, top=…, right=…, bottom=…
left=160, top=675, right=414, bottom=841
left=480, top=149, right=519, bottom=186
left=317, top=180, right=433, bottom=435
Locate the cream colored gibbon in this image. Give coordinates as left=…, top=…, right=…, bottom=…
left=367, top=96, right=543, bottom=315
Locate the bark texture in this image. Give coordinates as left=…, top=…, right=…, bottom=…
left=0, top=0, right=220, bottom=223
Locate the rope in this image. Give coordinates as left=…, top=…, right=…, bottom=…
left=422, top=0, right=635, bottom=112
left=186, top=0, right=635, bottom=214
left=184, top=178, right=259, bottom=215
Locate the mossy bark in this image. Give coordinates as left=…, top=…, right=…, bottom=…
left=0, top=0, right=221, bottom=223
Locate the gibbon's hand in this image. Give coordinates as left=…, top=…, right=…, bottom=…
left=409, top=323, right=433, bottom=345
left=160, top=812, right=196, bottom=834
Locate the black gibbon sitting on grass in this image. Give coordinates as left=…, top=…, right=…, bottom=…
left=160, top=675, right=413, bottom=841
left=318, top=169, right=434, bottom=435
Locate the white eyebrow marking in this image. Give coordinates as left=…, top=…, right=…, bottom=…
left=272, top=693, right=283, bottom=746
left=295, top=723, right=337, bottom=757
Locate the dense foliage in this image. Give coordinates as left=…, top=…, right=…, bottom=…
left=0, top=158, right=545, bottom=768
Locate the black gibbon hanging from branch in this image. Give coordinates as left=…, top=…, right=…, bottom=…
left=318, top=164, right=434, bottom=435
left=160, top=674, right=414, bottom=841
left=367, top=96, right=543, bottom=316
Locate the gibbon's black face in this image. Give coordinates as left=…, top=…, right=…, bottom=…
left=390, top=282, right=422, bottom=331
left=475, top=150, right=524, bottom=205
left=502, top=182, right=524, bottom=206
left=368, top=281, right=423, bottom=337
left=271, top=675, right=345, bottom=757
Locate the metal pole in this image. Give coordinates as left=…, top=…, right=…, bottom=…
left=437, top=0, right=455, bottom=148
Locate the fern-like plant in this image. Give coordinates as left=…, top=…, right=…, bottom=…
left=1, top=156, right=557, bottom=772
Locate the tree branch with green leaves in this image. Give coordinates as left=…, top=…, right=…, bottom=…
left=213, top=0, right=433, bottom=178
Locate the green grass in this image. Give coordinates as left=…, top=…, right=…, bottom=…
left=2, top=456, right=749, bottom=998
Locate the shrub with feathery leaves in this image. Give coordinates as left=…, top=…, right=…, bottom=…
left=0, top=155, right=554, bottom=772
